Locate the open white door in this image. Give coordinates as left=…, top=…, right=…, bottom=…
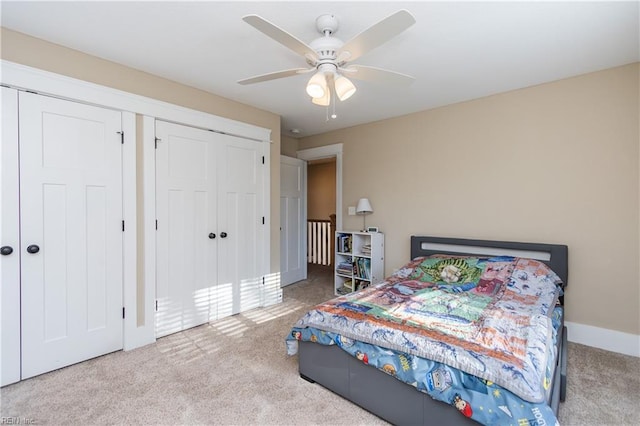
left=280, top=156, right=307, bottom=286
left=19, top=92, right=124, bottom=379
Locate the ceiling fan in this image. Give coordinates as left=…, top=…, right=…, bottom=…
left=238, top=10, right=416, bottom=107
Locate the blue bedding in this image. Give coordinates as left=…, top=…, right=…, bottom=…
left=286, top=255, right=564, bottom=426
left=287, top=307, right=562, bottom=426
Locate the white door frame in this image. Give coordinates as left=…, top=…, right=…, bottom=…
left=1, top=60, right=271, bottom=352
left=297, top=144, right=343, bottom=233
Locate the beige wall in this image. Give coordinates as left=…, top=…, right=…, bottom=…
left=281, top=135, right=299, bottom=157
left=308, top=161, right=336, bottom=221
left=1, top=28, right=282, bottom=274
left=299, top=63, right=640, bottom=336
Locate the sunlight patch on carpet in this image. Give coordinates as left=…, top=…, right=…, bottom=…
left=242, top=299, right=307, bottom=324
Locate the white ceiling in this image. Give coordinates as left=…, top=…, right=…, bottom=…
left=2, top=1, right=638, bottom=138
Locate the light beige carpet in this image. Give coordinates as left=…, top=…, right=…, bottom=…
left=1, top=264, right=638, bottom=425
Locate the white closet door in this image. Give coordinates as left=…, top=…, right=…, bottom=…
left=19, top=92, right=124, bottom=379
left=216, top=134, right=265, bottom=316
left=155, top=121, right=218, bottom=337
left=280, top=156, right=307, bottom=286
left=1, top=87, right=21, bottom=386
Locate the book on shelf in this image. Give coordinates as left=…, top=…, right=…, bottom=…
left=337, top=234, right=352, bottom=253
left=337, top=279, right=353, bottom=295
left=354, top=257, right=371, bottom=279
left=336, top=260, right=353, bottom=276
left=361, top=244, right=372, bottom=256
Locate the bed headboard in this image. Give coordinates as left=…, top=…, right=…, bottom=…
left=410, top=235, right=568, bottom=287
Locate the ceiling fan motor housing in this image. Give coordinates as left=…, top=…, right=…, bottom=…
left=312, top=14, right=344, bottom=65
left=316, top=14, right=339, bottom=35
left=310, top=35, right=343, bottom=64
left=310, top=14, right=352, bottom=69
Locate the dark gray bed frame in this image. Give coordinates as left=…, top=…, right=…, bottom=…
left=298, top=235, right=568, bottom=425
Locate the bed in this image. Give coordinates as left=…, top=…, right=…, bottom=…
left=287, top=236, right=568, bottom=425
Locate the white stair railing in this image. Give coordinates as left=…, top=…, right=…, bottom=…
left=307, top=219, right=332, bottom=266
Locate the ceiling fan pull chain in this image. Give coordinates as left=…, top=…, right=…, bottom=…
left=331, top=95, right=337, bottom=119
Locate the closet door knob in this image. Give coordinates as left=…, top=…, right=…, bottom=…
left=0, top=246, right=13, bottom=256
left=208, top=233, right=216, bottom=239
left=220, top=232, right=227, bottom=238
left=26, top=244, right=40, bottom=254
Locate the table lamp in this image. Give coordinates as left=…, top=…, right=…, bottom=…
left=356, top=198, right=373, bottom=231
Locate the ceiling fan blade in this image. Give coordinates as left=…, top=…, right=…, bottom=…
left=338, top=10, right=416, bottom=62
left=237, top=68, right=311, bottom=85
left=341, top=65, right=415, bottom=86
left=243, top=15, right=318, bottom=62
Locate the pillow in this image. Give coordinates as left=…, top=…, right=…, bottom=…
left=407, top=256, right=515, bottom=296
left=408, top=257, right=483, bottom=286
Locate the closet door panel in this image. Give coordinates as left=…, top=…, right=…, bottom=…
left=216, top=135, right=264, bottom=316
left=155, top=121, right=217, bottom=337
left=19, top=92, right=124, bottom=379
left=1, top=87, right=21, bottom=386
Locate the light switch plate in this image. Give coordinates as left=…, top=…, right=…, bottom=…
left=348, top=206, right=356, bottom=215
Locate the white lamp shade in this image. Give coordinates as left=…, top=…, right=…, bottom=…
left=334, top=74, right=356, bottom=101
left=311, top=87, right=331, bottom=106
left=356, top=198, right=373, bottom=214
left=306, top=72, right=327, bottom=99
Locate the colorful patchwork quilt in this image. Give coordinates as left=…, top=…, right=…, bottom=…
left=287, top=256, right=563, bottom=425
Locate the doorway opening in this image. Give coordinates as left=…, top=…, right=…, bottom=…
left=297, top=143, right=343, bottom=269
left=307, top=157, right=336, bottom=266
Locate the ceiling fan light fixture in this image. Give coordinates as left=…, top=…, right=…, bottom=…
left=311, top=87, right=331, bottom=106
left=334, top=74, right=356, bottom=101
left=306, top=71, right=327, bottom=99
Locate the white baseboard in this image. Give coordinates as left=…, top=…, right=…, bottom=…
left=566, top=321, right=640, bottom=357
